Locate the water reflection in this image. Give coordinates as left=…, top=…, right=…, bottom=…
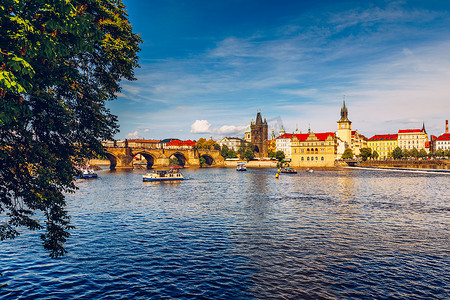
left=1, top=168, right=449, bottom=299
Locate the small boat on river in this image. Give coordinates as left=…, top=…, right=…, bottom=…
left=76, top=166, right=98, bottom=179
left=280, top=167, right=297, bottom=174
left=236, top=162, right=247, bottom=171
left=143, top=168, right=184, bottom=182
left=306, top=168, right=314, bottom=173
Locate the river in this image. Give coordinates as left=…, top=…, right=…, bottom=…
left=1, top=167, right=449, bottom=299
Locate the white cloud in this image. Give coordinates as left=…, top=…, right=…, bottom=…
left=190, top=120, right=212, bottom=133
left=127, top=131, right=139, bottom=138
left=190, top=120, right=247, bottom=136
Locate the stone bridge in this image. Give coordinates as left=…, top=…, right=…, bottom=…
left=104, top=147, right=224, bottom=169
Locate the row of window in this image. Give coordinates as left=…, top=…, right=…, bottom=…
left=293, top=148, right=326, bottom=153
left=300, top=156, right=325, bottom=161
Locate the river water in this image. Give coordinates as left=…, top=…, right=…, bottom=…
left=1, top=167, right=449, bottom=299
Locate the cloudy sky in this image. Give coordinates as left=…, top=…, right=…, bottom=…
left=110, top=0, right=450, bottom=140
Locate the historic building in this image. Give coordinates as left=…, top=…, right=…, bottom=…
left=397, top=124, right=427, bottom=151
left=291, top=132, right=337, bottom=167
left=367, top=134, right=398, bottom=159
left=336, top=99, right=367, bottom=156
left=275, top=133, right=293, bottom=158
left=244, top=125, right=251, bottom=142
left=435, top=133, right=450, bottom=151
left=217, top=137, right=247, bottom=152
left=250, top=111, right=268, bottom=158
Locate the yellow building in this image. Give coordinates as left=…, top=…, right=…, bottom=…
left=291, top=132, right=337, bottom=167
left=367, top=134, right=398, bottom=159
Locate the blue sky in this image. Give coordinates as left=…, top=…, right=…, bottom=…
left=110, top=0, right=450, bottom=140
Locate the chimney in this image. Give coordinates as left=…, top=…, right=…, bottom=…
left=446, top=120, right=449, bottom=133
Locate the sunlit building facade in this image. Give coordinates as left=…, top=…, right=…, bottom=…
left=291, top=132, right=337, bottom=167
left=367, top=134, right=398, bottom=159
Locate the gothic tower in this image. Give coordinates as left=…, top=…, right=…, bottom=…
left=337, top=98, right=352, bottom=147
left=251, top=111, right=268, bottom=158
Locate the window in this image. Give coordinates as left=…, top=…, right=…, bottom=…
left=301, top=157, right=304, bottom=161
left=315, top=157, right=318, bottom=160
left=307, top=157, right=309, bottom=161
left=321, top=157, right=324, bottom=161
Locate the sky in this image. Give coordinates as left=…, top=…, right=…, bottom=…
left=110, top=0, right=450, bottom=141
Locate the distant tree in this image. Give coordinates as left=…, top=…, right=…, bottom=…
left=0, top=0, right=141, bottom=257
left=275, top=150, right=285, bottom=162
left=213, top=144, right=221, bottom=151
left=410, top=148, right=419, bottom=158
left=392, top=147, right=403, bottom=159
left=196, top=138, right=207, bottom=149
left=402, top=149, right=410, bottom=158
left=199, top=156, right=206, bottom=167
left=341, top=148, right=353, bottom=159
left=243, top=149, right=255, bottom=161
left=221, top=145, right=229, bottom=158
left=359, top=147, right=372, bottom=161
left=268, top=149, right=276, bottom=159
left=444, top=149, right=450, bottom=158
left=169, top=156, right=181, bottom=166
left=435, top=148, right=444, bottom=158
left=227, top=149, right=238, bottom=158
left=418, top=149, right=427, bottom=158
left=371, top=150, right=379, bottom=160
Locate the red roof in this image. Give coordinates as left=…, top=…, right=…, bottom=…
left=183, top=140, right=196, bottom=146
left=276, top=133, right=293, bottom=140
left=369, top=134, right=398, bottom=141
left=292, top=132, right=335, bottom=142
left=398, top=129, right=423, bottom=133
left=166, top=139, right=183, bottom=146
left=436, top=133, right=450, bottom=141
left=425, top=141, right=430, bottom=148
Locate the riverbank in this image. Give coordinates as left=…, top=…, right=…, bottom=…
left=360, top=159, right=450, bottom=170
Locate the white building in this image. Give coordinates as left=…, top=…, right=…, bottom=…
left=275, top=133, right=293, bottom=158
left=435, top=133, right=450, bottom=151
left=217, top=137, right=247, bottom=152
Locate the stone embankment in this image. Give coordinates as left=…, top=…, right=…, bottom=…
left=360, top=159, right=450, bottom=170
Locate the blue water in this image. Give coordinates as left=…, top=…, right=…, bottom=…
left=1, top=167, right=449, bottom=299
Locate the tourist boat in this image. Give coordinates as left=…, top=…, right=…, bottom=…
left=143, top=169, right=184, bottom=182
left=236, top=162, right=247, bottom=171
left=280, top=167, right=297, bottom=174
left=77, top=166, right=98, bottom=179
left=306, top=168, right=314, bottom=173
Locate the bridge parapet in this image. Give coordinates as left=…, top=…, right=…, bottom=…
left=104, top=146, right=224, bottom=169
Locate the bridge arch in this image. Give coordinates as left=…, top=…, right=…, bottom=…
left=105, top=152, right=118, bottom=170
left=133, top=151, right=156, bottom=169
left=169, top=152, right=187, bottom=166
left=200, top=154, right=214, bottom=166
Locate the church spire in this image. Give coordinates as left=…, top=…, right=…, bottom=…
left=339, top=96, right=350, bottom=123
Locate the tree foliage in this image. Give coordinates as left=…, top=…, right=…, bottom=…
left=341, top=148, right=353, bottom=159
left=195, top=138, right=216, bottom=150
left=371, top=150, right=379, bottom=160
left=243, top=149, right=254, bottom=161
left=359, top=147, right=372, bottom=161
left=392, top=147, right=402, bottom=159
left=275, top=150, right=285, bottom=162
left=0, top=0, right=141, bottom=257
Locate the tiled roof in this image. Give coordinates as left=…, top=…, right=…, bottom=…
left=436, top=133, right=450, bottom=141
left=276, top=133, right=293, bottom=140
left=292, top=132, right=335, bottom=142
left=368, top=134, right=398, bottom=141
left=398, top=129, right=423, bottom=133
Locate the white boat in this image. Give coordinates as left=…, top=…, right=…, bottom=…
left=306, top=168, right=314, bottom=173
left=143, top=169, right=184, bottom=182
left=76, top=166, right=98, bottom=179
left=236, top=162, right=247, bottom=171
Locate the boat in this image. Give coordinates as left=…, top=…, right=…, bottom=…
left=143, top=168, right=184, bottom=182
left=280, top=167, right=297, bottom=174
left=236, top=162, right=247, bottom=171
left=306, top=168, right=314, bottom=173
left=76, top=166, right=98, bottom=179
